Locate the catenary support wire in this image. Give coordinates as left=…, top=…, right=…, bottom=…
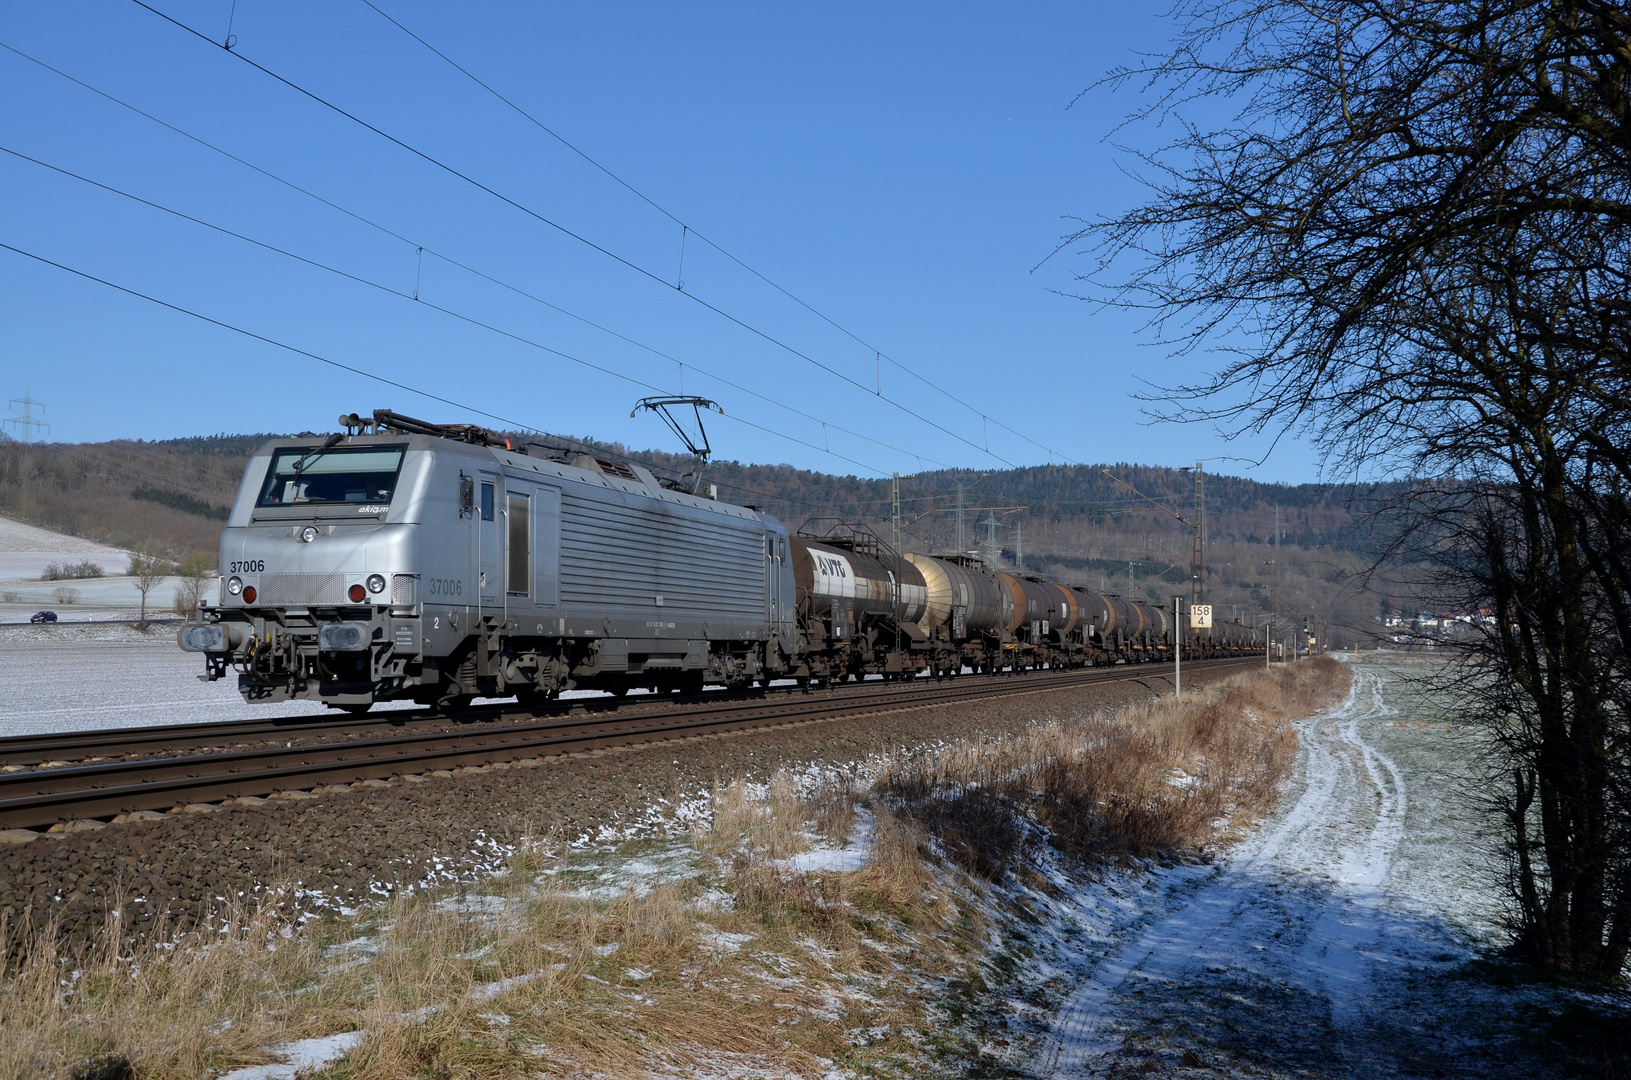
left=125, top=0, right=1023, bottom=469
left=0, top=41, right=952, bottom=473
left=357, top=0, right=1082, bottom=468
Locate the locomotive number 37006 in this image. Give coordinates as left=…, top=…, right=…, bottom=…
left=229, top=560, right=265, bottom=573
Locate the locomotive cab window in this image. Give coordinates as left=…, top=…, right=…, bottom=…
left=256, top=446, right=405, bottom=507
left=480, top=483, right=495, bottom=522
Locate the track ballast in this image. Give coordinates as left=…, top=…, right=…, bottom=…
left=0, top=659, right=1255, bottom=831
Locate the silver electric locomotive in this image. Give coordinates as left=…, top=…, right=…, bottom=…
left=180, top=410, right=796, bottom=711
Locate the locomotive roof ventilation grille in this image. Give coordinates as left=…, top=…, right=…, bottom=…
left=568, top=453, right=640, bottom=481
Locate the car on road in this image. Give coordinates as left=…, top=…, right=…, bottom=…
left=29, top=610, right=58, bottom=624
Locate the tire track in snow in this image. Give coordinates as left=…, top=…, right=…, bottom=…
left=1033, top=668, right=1409, bottom=1076
left=1299, top=676, right=1408, bottom=1030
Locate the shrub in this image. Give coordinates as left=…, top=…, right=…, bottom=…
left=41, top=560, right=104, bottom=581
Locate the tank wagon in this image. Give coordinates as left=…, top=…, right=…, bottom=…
left=179, top=411, right=1258, bottom=711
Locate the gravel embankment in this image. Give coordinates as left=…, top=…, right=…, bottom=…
left=0, top=666, right=1241, bottom=961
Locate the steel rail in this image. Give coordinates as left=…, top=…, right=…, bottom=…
left=0, top=659, right=1255, bottom=830
left=0, top=682, right=814, bottom=767
left=1, top=663, right=1154, bottom=766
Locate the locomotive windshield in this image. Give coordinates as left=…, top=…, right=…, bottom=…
left=256, top=445, right=406, bottom=507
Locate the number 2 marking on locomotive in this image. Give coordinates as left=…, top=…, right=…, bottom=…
left=432, top=617, right=440, bottom=629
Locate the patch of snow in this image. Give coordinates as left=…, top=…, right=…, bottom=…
left=214, top=1030, right=365, bottom=1080
left=434, top=894, right=513, bottom=918
left=696, top=927, right=756, bottom=955
left=0, top=633, right=419, bottom=737
left=469, top=971, right=540, bottom=1003
left=778, top=810, right=874, bottom=874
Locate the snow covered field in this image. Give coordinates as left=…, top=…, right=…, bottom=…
left=0, top=513, right=190, bottom=619
left=1026, top=655, right=1603, bottom=1078
left=0, top=514, right=132, bottom=564
left=0, top=625, right=706, bottom=738
left=0, top=626, right=418, bottom=737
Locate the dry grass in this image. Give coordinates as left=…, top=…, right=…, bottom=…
left=882, top=656, right=1350, bottom=878
left=0, top=660, right=1349, bottom=1080
left=0, top=887, right=349, bottom=1080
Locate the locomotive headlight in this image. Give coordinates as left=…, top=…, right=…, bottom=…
left=300, top=525, right=319, bottom=543
left=227, top=576, right=243, bottom=596
left=366, top=573, right=387, bottom=595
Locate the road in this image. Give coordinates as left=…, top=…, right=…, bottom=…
left=1029, top=662, right=1576, bottom=1079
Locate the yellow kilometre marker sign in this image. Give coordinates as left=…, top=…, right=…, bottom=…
left=1190, top=604, right=1213, bottom=628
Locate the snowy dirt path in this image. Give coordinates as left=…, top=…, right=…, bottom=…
left=1029, top=665, right=1537, bottom=1078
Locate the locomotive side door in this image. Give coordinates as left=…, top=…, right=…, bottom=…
left=766, top=533, right=781, bottom=632
left=478, top=472, right=501, bottom=611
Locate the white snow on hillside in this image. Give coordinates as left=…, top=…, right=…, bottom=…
left=0, top=513, right=196, bottom=618
left=0, top=513, right=133, bottom=571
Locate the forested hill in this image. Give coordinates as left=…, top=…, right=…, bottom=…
left=0, top=430, right=1378, bottom=558
left=549, top=438, right=1378, bottom=555
left=0, top=430, right=1389, bottom=636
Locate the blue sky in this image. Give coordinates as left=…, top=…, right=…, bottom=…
left=1, top=1, right=1313, bottom=482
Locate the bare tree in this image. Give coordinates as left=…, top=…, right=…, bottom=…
left=1075, top=0, right=1631, bottom=975
left=128, top=552, right=170, bottom=631
left=171, top=551, right=215, bottom=618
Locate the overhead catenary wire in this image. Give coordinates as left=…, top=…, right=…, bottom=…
left=0, top=146, right=898, bottom=479
left=0, top=39, right=953, bottom=476
left=7, top=22, right=1209, bottom=522
left=125, top=0, right=1023, bottom=470
left=0, top=151, right=899, bottom=504
left=0, top=49, right=958, bottom=514
left=358, top=0, right=1084, bottom=470
left=0, top=242, right=538, bottom=432
left=0, top=240, right=881, bottom=517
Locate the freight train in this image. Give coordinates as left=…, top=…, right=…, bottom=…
left=178, top=411, right=1259, bottom=712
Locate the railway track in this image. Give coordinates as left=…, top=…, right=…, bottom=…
left=0, top=658, right=1255, bottom=831
left=0, top=670, right=1033, bottom=767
